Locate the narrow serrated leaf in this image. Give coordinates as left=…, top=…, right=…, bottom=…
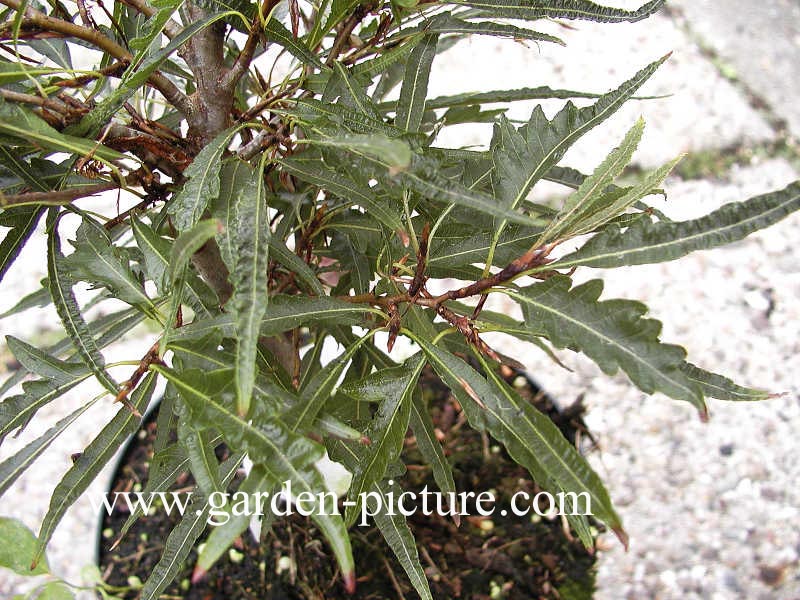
left=264, top=17, right=327, bottom=71
left=170, top=295, right=379, bottom=341
left=552, top=180, right=800, bottom=269
left=388, top=13, right=565, bottom=45
left=541, top=118, right=644, bottom=243
left=32, top=374, right=156, bottom=565
left=279, top=153, right=404, bottom=231
left=131, top=218, right=216, bottom=314
left=570, top=153, right=682, bottom=236
left=680, top=363, right=771, bottom=401
left=46, top=217, right=118, bottom=396
left=66, top=218, right=155, bottom=312
left=409, top=389, right=456, bottom=501
left=0, top=398, right=95, bottom=498
left=452, top=0, right=664, bottom=23
left=396, top=33, right=438, bottom=132
left=341, top=357, right=425, bottom=526
left=139, top=452, right=242, bottom=600
left=0, top=103, right=124, bottom=162
left=154, top=366, right=355, bottom=587
left=0, top=206, right=43, bottom=285
left=415, top=337, right=625, bottom=544
left=328, top=440, right=432, bottom=600
left=195, top=466, right=274, bottom=573
left=167, top=128, right=237, bottom=231
left=228, top=167, right=270, bottom=416
left=166, top=219, right=224, bottom=286
left=5, top=336, right=86, bottom=382
left=506, top=276, right=705, bottom=411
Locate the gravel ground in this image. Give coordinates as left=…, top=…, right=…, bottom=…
left=1, top=2, right=799, bottom=599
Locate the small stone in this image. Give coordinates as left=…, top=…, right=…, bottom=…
left=719, top=443, right=735, bottom=456
left=758, top=564, right=786, bottom=587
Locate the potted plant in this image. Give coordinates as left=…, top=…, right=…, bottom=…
left=0, top=0, right=797, bottom=598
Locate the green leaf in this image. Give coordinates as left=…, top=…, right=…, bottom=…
left=551, top=180, right=800, bottom=269
left=414, top=336, right=625, bottom=544
left=495, top=57, right=666, bottom=214
left=268, top=238, right=326, bottom=295
left=353, top=35, right=421, bottom=81
left=66, top=218, right=155, bottom=312
left=279, top=152, right=404, bottom=231
left=400, top=155, right=541, bottom=226
left=47, top=216, right=118, bottom=396
left=167, top=128, right=237, bottom=231
left=326, top=62, right=381, bottom=120
left=568, top=154, right=682, bottom=236
left=170, top=295, right=379, bottom=341
left=154, top=365, right=355, bottom=587
left=409, top=388, right=456, bottom=501
left=264, top=17, right=328, bottom=71
left=0, top=398, right=95, bottom=498
left=397, top=85, right=604, bottom=112
left=113, top=442, right=193, bottom=544
left=195, top=466, right=274, bottom=573
left=340, top=357, right=425, bottom=526
left=0, top=308, right=144, bottom=429
left=0, top=286, right=50, bottom=320
left=5, top=336, right=86, bottom=382
left=680, top=363, right=771, bottom=402
left=427, top=222, right=543, bottom=276
left=286, top=333, right=375, bottom=433
left=0, top=206, right=44, bottom=285
left=388, top=13, right=565, bottom=45
left=33, top=374, right=156, bottom=565
left=128, top=0, right=184, bottom=52
left=130, top=217, right=216, bottom=314
left=139, top=452, right=242, bottom=600
left=451, top=0, right=664, bottom=22
left=307, top=133, right=412, bottom=173
left=541, top=118, right=644, bottom=243
left=316, top=0, right=360, bottom=47
left=0, top=103, right=124, bottom=163
left=178, top=418, right=222, bottom=496
left=0, top=375, right=87, bottom=446
left=227, top=165, right=270, bottom=416
left=328, top=440, right=432, bottom=600
left=166, top=219, right=224, bottom=286
left=317, top=412, right=366, bottom=441
left=505, top=276, right=705, bottom=412
left=293, top=98, right=400, bottom=137
left=0, top=516, right=49, bottom=575
left=396, top=33, right=438, bottom=132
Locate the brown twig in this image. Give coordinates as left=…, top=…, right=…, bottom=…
left=325, top=5, right=369, bottom=66
left=53, top=60, right=129, bottom=89
left=220, top=17, right=263, bottom=91
left=0, top=181, right=120, bottom=207
left=114, top=339, right=165, bottom=416
left=0, top=0, right=191, bottom=116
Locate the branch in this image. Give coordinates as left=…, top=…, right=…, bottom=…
left=179, top=1, right=231, bottom=142
left=0, top=181, right=121, bottom=207
left=0, top=88, right=69, bottom=113
left=325, top=6, right=368, bottom=66
left=220, top=19, right=262, bottom=91
left=0, top=0, right=191, bottom=117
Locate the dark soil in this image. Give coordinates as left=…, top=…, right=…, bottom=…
left=98, top=367, right=598, bottom=599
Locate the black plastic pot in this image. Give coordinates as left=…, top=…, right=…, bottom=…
left=96, top=368, right=597, bottom=599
